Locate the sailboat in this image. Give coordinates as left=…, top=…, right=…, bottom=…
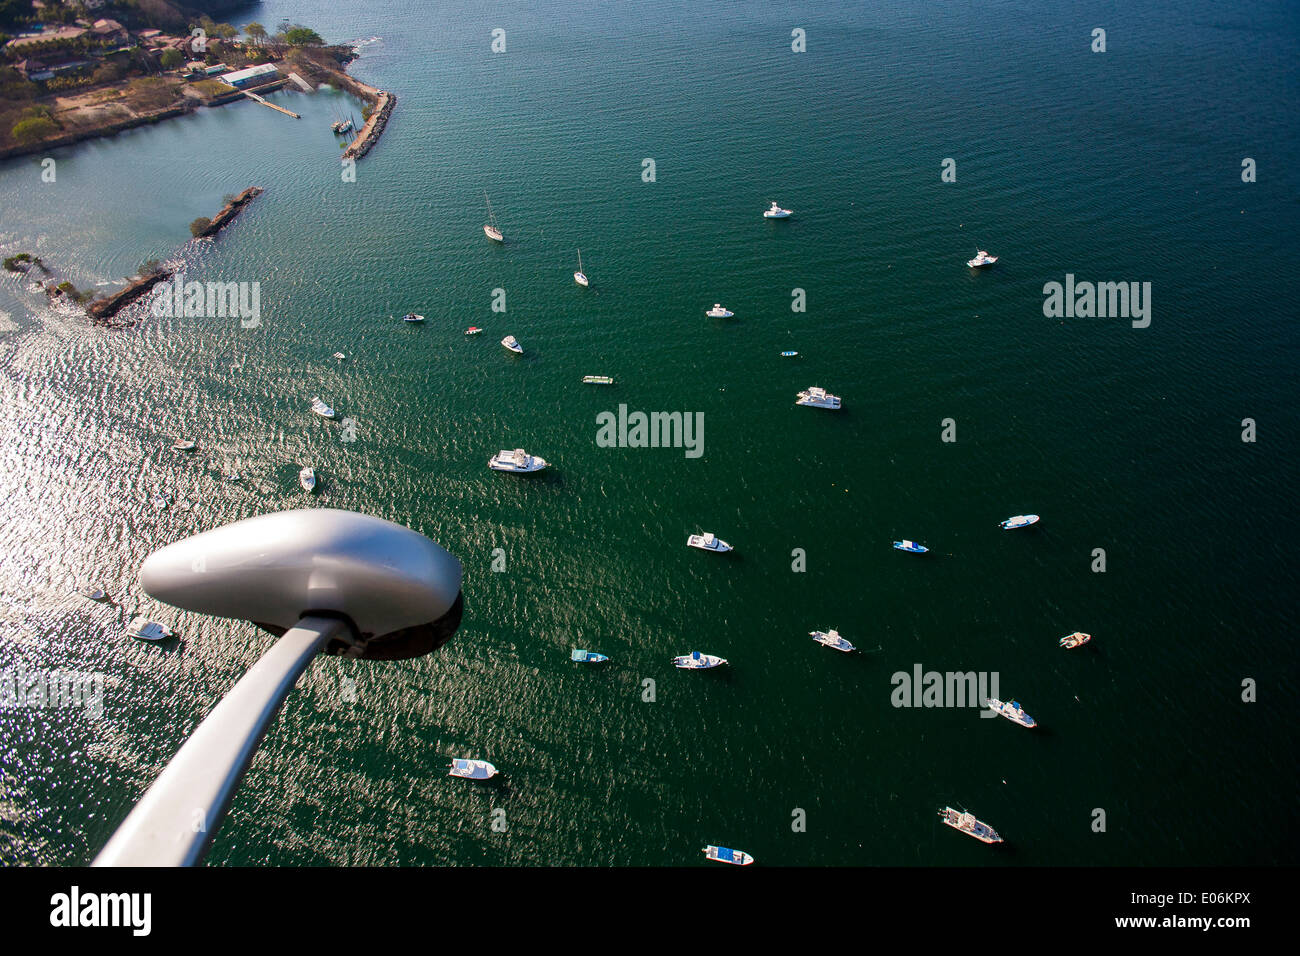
left=574, top=248, right=589, bottom=287
left=483, top=193, right=504, bottom=242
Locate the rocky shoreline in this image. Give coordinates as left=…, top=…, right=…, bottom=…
left=85, top=186, right=262, bottom=323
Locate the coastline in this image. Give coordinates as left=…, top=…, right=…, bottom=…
left=0, top=47, right=384, bottom=164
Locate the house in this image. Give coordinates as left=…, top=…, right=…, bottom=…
left=13, top=58, right=54, bottom=82
left=91, top=19, right=129, bottom=45
left=4, top=26, right=89, bottom=52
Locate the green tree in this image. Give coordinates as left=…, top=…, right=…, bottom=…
left=159, top=48, right=183, bottom=70
left=245, top=22, right=266, bottom=47
left=282, top=26, right=324, bottom=47
left=11, top=115, right=57, bottom=143
left=189, top=217, right=211, bottom=237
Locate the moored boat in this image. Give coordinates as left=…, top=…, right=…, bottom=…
left=402, top=313, right=425, bottom=323
left=763, top=201, right=792, bottom=219
left=967, top=248, right=998, bottom=268
left=674, top=651, right=727, bottom=669
left=449, top=758, right=498, bottom=780
left=703, top=845, right=754, bottom=865
left=570, top=648, right=609, bottom=663
left=310, top=396, right=335, bottom=419
left=501, top=334, right=523, bottom=354
left=810, top=629, right=855, bottom=652
left=892, top=540, right=929, bottom=553
left=77, top=585, right=107, bottom=601
left=299, top=466, right=316, bottom=493
left=574, top=248, right=589, bottom=287
left=986, top=697, right=1036, bottom=728
left=706, top=303, right=734, bottom=318
left=999, top=514, right=1040, bottom=529
left=483, top=192, right=504, bottom=242
left=780, top=351, right=798, bottom=357
left=687, top=532, right=732, bottom=553
left=582, top=375, right=614, bottom=385
left=172, top=439, right=197, bottom=451
left=488, top=448, right=547, bottom=473
left=795, top=386, right=841, bottom=409
left=938, top=807, right=1003, bottom=844
left=126, top=615, right=174, bottom=642
left=1060, top=631, right=1092, bottom=649
left=465, top=326, right=483, bottom=335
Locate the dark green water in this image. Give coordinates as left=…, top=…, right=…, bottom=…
left=0, top=0, right=1296, bottom=865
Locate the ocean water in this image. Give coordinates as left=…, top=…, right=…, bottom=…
left=0, top=0, right=1296, bottom=866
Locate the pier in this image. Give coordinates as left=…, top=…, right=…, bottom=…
left=240, top=90, right=300, bottom=119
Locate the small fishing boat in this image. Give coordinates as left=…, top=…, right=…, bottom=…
left=331, top=118, right=353, bottom=135
left=810, top=629, right=855, bottom=652
left=223, top=472, right=243, bottom=483
left=687, top=532, right=732, bottom=553
left=706, top=304, right=734, bottom=318
left=570, top=648, right=609, bottom=663
left=126, top=615, right=174, bottom=643
left=402, top=313, right=425, bottom=323
left=938, top=807, right=1003, bottom=844
left=172, top=439, right=197, bottom=452
left=582, top=375, right=614, bottom=385
left=967, top=248, right=998, bottom=268
left=703, top=845, right=754, bottom=865
left=780, top=351, right=798, bottom=357
left=892, top=540, right=929, bottom=554
left=1060, top=631, right=1092, bottom=649
left=999, top=514, right=1040, bottom=529
left=483, top=192, right=504, bottom=242
left=310, top=396, right=335, bottom=419
left=333, top=352, right=346, bottom=361
left=574, top=248, right=589, bottom=287
left=448, top=758, right=498, bottom=780
left=501, top=334, right=523, bottom=354
left=77, top=585, right=107, bottom=601
left=763, top=201, right=792, bottom=219
left=488, top=448, right=547, bottom=473
left=986, top=697, right=1037, bottom=728
left=299, top=466, right=316, bottom=493
left=465, top=327, right=483, bottom=335
left=673, top=651, right=727, bottom=669
left=795, top=386, right=841, bottom=409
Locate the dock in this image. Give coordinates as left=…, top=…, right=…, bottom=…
left=241, top=90, right=299, bottom=118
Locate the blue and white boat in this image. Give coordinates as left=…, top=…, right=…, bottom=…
left=810, top=629, right=855, bottom=652
left=402, top=313, right=425, bottom=323
left=706, top=304, right=734, bottom=318
left=448, top=758, right=498, bottom=780
left=674, top=651, right=727, bottom=669
left=763, top=201, right=792, bottom=219
left=892, top=540, right=929, bottom=553
left=703, top=845, right=754, bottom=865
left=780, top=351, right=798, bottom=357
left=986, top=697, right=1036, bottom=728
left=571, top=648, right=609, bottom=663
left=687, top=532, right=732, bottom=553
left=310, top=396, right=335, bottom=419
left=999, top=514, right=1040, bottom=529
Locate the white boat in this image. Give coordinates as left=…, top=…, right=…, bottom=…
left=331, top=118, right=353, bottom=135
left=310, top=396, right=335, bottom=419
left=687, top=532, right=732, bottom=553
left=967, top=248, right=998, bottom=268
left=501, top=334, right=523, bottom=354
left=763, top=201, right=792, bottom=219
left=223, top=472, right=242, bottom=482
left=938, top=807, right=1003, bottom=844
left=126, top=615, right=174, bottom=642
left=483, top=193, right=504, bottom=242
left=488, top=448, right=547, bottom=473
left=795, top=386, right=841, bottom=409
left=402, top=313, right=425, bottom=323
left=448, top=758, right=498, bottom=780
left=465, top=327, right=483, bottom=335
left=673, top=651, right=727, bottom=669
left=706, top=303, right=734, bottom=318
left=703, top=845, right=754, bottom=865
left=172, top=439, right=197, bottom=451
left=892, top=540, right=929, bottom=554
left=986, top=697, right=1037, bottom=728
left=333, top=352, right=346, bottom=361
left=810, top=629, right=855, bottom=652
left=570, top=648, right=609, bottom=663
left=1060, top=631, right=1092, bottom=649
left=299, top=466, right=316, bottom=493
left=999, top=514, right=1040, bottom=529
left=574, top=248, right=589, bottom=287
left=582, top=375, right=615, bottom=385
left=77, top=585, right=107, bottom=601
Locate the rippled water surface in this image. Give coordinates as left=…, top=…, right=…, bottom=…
left=0, top=0, right=1296, bottom=865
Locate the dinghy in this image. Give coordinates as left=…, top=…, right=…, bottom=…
left=999, top=514, right=1040, bottom=529
left=299, top=467, right=316, bottom=493
left=126, top=615, right=174, bottom=642
left=448, top=758, right=498, bottom=780
left=674, top=651, right=727, bottom=669
left=570, top=649, right=609, bottom=663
